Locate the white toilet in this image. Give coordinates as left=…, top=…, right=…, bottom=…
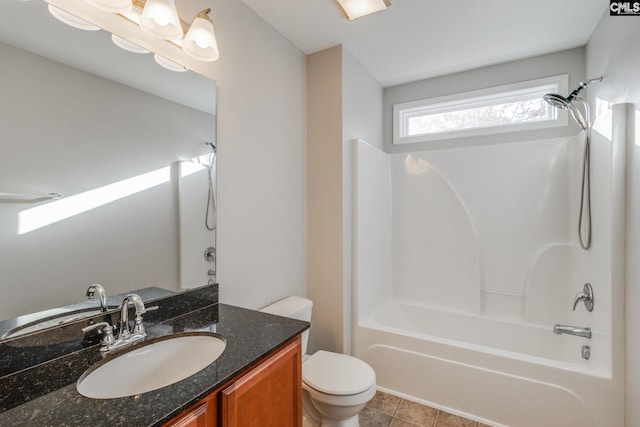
left=260, top=296, right=376, bottom=427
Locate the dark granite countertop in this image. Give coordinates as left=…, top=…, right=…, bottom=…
left=0, top=290, right=309, bottom=426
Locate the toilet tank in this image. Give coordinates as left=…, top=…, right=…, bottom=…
left=260, top=296, right=312, bottom=354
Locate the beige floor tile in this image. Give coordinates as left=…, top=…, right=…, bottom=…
left=360, top=407, right=393, bottom=427
left=390, top=418, right=420, bottom=427
left=367, top=391, right=402, bottom=416
left=394, top=399, right=438, bottom=427
left=434, top=411, right=478, bottom=427
left=477, top=424, right=493, bottom=427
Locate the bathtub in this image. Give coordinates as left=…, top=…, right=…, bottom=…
left=353, top=299, right=618, bottom=427
left=352, top=136, right=624, bottom=426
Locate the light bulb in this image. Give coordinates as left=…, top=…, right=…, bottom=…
left=139, top=0, right=183, bottom=40
left=152, top=16, right=169, bottom=26
left=183, top=9, right=219, bottom=62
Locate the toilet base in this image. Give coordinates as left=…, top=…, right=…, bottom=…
left=302, top=389, right=364, bottom=427
left=302, top=411, right=359, bottom=427
left=320, top=415, right=359, bottom=427
left=302, top=413, right=319, bottom=427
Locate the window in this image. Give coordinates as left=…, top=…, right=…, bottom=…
left=393, top=75, right=569, bottom=145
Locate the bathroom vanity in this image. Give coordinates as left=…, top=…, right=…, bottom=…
left=0, top=285, right=308, bottom=426
left=165, top=337, right=301, bottom=427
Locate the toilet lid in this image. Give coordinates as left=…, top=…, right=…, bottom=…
left=303, top=351, right=376, bottom=396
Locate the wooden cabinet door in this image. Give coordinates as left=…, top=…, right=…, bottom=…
left=164, top=402, right=209, bottom=427
left=221, top=336, right=302, bottom=427
left=164, top=390, right=219, bottom=427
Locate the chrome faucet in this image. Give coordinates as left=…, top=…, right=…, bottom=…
left=117, top=294, right=148, bottom=342
left=86, top=284, right=108, bottom=312
left=573, top=283, right=594, bottom=312
left=82, top=293, right=156, bottom=353
left=553, top=324, right=592, bottom=339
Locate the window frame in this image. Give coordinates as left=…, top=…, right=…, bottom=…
left=392, top=74, right=569, bottom=145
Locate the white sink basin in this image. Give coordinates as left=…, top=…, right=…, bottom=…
left=77, top=332, right=226, bottom=399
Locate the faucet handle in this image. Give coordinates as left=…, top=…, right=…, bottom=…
left=572, top=283, right=594, bottom=312
left=82, top=322, right=116, bottom=349
left=572, top=295, right=585, bottom=311
left=132, top=306, right=158, bottom=334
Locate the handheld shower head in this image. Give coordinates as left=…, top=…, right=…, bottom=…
left=542, top=93, right=572, bottom=110
left=542, top=77, right=603, bottom=252
left=542, top=76, right=603, bottom=131
left=543, top=76, right=603, bottom=110
left=204, top=141, right=216, bottom=231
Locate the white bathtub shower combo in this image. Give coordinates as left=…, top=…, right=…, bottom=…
left=352, top=105, right=628, bottom=426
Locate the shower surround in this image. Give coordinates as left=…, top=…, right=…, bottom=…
left=352, top=113, right=625, bottom=426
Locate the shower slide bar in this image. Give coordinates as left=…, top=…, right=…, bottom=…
left=0, top=192, right=61, bottom=203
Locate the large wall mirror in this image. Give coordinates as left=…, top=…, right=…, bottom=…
left=0, top=1, right=217, bottom=330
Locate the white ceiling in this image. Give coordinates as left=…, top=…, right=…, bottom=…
left=240, top=0, right=608, bottom=87
left=0, top=1, right=608, bottom=109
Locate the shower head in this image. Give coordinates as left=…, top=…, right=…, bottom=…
left=206, top=142, right=216, bottom=152
left=543, top=76, right=603, bottom=131
left=543, top=76, right=603, bottom=109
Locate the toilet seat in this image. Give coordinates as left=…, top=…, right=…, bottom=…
left=302, top=350, right=376, bottom=406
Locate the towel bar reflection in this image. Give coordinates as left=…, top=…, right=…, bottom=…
left=0, top=192, right=61, bottom=203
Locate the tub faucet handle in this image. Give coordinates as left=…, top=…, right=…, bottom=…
left=573, top=283, right=594, bottom=312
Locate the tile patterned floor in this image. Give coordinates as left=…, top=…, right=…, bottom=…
left=360, top=391, right=493, bottom=427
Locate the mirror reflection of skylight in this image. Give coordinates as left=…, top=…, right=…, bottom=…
left=18, top=166, right=171, bottom=234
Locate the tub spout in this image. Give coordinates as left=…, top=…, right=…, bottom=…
left=553, top=324, right=591, bottom=339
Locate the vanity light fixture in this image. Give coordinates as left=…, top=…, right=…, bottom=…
left=120, top=0, right=219, bottom=62
left=48, top=5, right=101, bottom=31
left=336, top=0, right=391, bottom=20
left=85, top=0, right=132, bottom=14
left=154, top=53, right=187, bottom=72
left=111, top=34, right=150, bottom=54
left=48, top=0, right=220, bottom=65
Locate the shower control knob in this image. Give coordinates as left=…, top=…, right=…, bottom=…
left=572, top=283, right=594, bottom=312
left=204, top=247, right=216, bottom=262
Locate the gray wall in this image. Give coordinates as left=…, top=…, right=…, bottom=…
left=306, top=45, right=383, bottom=354
left=0, top=0, right=309, bottom=319
left=307, top=46, right=345, bottom=354
left=195, top=0, right=308, bottom=310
